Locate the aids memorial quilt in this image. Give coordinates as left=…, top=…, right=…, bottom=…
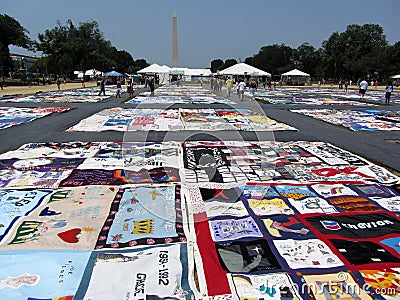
left=67, top=108, right=296, bottom=132
left=292, top=109, right=400, bottom=131
left=0, top=106, right=70, bottom=129
left=0, top=140, right=399, bottom=298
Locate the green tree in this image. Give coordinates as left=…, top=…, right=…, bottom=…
left=294, top=43, right=321, bottom=79
left=250, top=44, right=294, bottom=77
left=114, top=50, right=134, bottom=74
left=222, top=59, right=237, bottom=70
left=133, top=59, right=149, bottom=73
left=34, top=20, right=143, bottom=78
left=321, top=24, right=388, bottom=81
left=385, top=42, right=400, bottom=78
left=0, top=14, right=32, bottom=78
left=210, top=59, right=224, bottom=73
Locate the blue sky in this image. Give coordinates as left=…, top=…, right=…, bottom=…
left=3, top=0, right=400, bottom=69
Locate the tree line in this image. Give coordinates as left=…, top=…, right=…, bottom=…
left=0, top=14, right=149, bottom=80
left=211, top=24, right=400, bottom=82
left=1, top=14, right=399, bottom=83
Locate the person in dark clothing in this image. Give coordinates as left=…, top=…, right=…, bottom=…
left=385, top=81, right=393, bottom=105
left=148, top=76, right=155, bottom=96
left=98, top=78, right=106, bottom=96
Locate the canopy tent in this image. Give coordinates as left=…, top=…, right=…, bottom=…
left=104, top=70, right=123, bottom=77
left=137, top=64, right=170, bottom=74
left=184, top=69, right=212, bottom=77
left=74, top=71, right=84, bottom=78
left=85, top=69, right=103, bottom=77
left=137, top=64, right=171, bottom=84
left=218, top=63, right=271, bottom=77
left=280, top=69, right=310, bottom=85
left=391, top=74, right=400, bottom=79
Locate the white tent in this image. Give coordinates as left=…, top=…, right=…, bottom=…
left=169, top=68, right=212, bottom=81
left=219, top=63, right=271, bottom=77
left=138, top=63, right=166, bottom=74
left=84, top=69, right=103, bottom=77
left=138, top=64, right=171, bottom=84
left=391, top=74, right=400, bottom=79
left=281, top=69, right=310, bottom=85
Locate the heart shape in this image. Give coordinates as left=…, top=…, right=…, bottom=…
left=57, top=228, right=81, bottom=243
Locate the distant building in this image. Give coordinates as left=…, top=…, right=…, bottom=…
left=10, top=53, right=40, bottom=72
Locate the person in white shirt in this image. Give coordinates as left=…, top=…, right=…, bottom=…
left=238, top=79, right=246, bottom=101
left=359, top=79, right=368, bottom=99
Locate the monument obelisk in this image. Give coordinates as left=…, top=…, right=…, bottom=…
left=172, top=11, right=178, bottom=67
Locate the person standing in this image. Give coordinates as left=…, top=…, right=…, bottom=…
left=385, top=81, right=393, bottom=105
left=129, top=79, right=135, bottom=97
left=56, top=77, right=61, bottom=91
left=238, top=79, right=246, bottom=101
left=225, top=77, right=233, bottom=98
left=359, top=79, right=368, bottom=99
left=98, top=78, right=106, bottom=96
left=148, top=76, right=155, bottom=96
left=116, top=79, right=122, bottom=98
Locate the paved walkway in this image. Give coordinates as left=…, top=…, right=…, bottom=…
left=0, top=81, right=97, bottom=97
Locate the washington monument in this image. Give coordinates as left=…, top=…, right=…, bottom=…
left=172, top=11, right=178, bottom=67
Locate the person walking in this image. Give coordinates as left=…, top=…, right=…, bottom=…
left=98, top=78, right=106, bottom=96
left=225, top=77, right=233, bottom=98
left=359, top=79, right=368, bottom=99
left=249, top=77, right=257, bottom=100
left=385, top=81, right=393, bottom=105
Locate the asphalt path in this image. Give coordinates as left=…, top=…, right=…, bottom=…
left=0, top=84, right=399, bottom=173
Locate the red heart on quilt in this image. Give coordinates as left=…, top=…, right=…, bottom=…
left=57, top=228, right=82, bottom=243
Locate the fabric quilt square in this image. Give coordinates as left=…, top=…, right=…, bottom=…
left=368, top=196, right=400, bottom=213
left=1, top=186, right=118, bottom=250
left=327, top=195, right=382, bottom=213
left=80, top=244, right=194, bottom=299
left=95, top=185, right=186, bottom=249
left=311, top=183, right=359, bottom=198
left=261, top=215, right=316, bottom=239
left=247, top=196, right=295, bottom=216
left=287, top=196, right=339, bottom=214
left=303, top=213, right=400, bottom=239
left=229, top=272, right=304, bottom=300
left=350, top=183, right=398, bottom=198
left=208, top=216, right=263, bottom=242
left=0, top=250, right=91, bottom=300
left=273, top=239, right=344, bottom=270
left=274, top=184, right=319, bottom=200
left=380, top=237, right=400, bottom=255
left=330, top=239, right=400, bottom=266
left=0, top=189, right=52, bottom=243
left=216, top=239, right=282, bottom=273
left=358, top=268, right=400, bottom=300
left=301, top=272, right=373, bottom=300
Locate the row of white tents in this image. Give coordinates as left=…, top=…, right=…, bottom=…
left=137, top=63, right=311, bottom=85
left=75, top=64, right=399, bottom=85
left=137, top=64, right=212, bottom=84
